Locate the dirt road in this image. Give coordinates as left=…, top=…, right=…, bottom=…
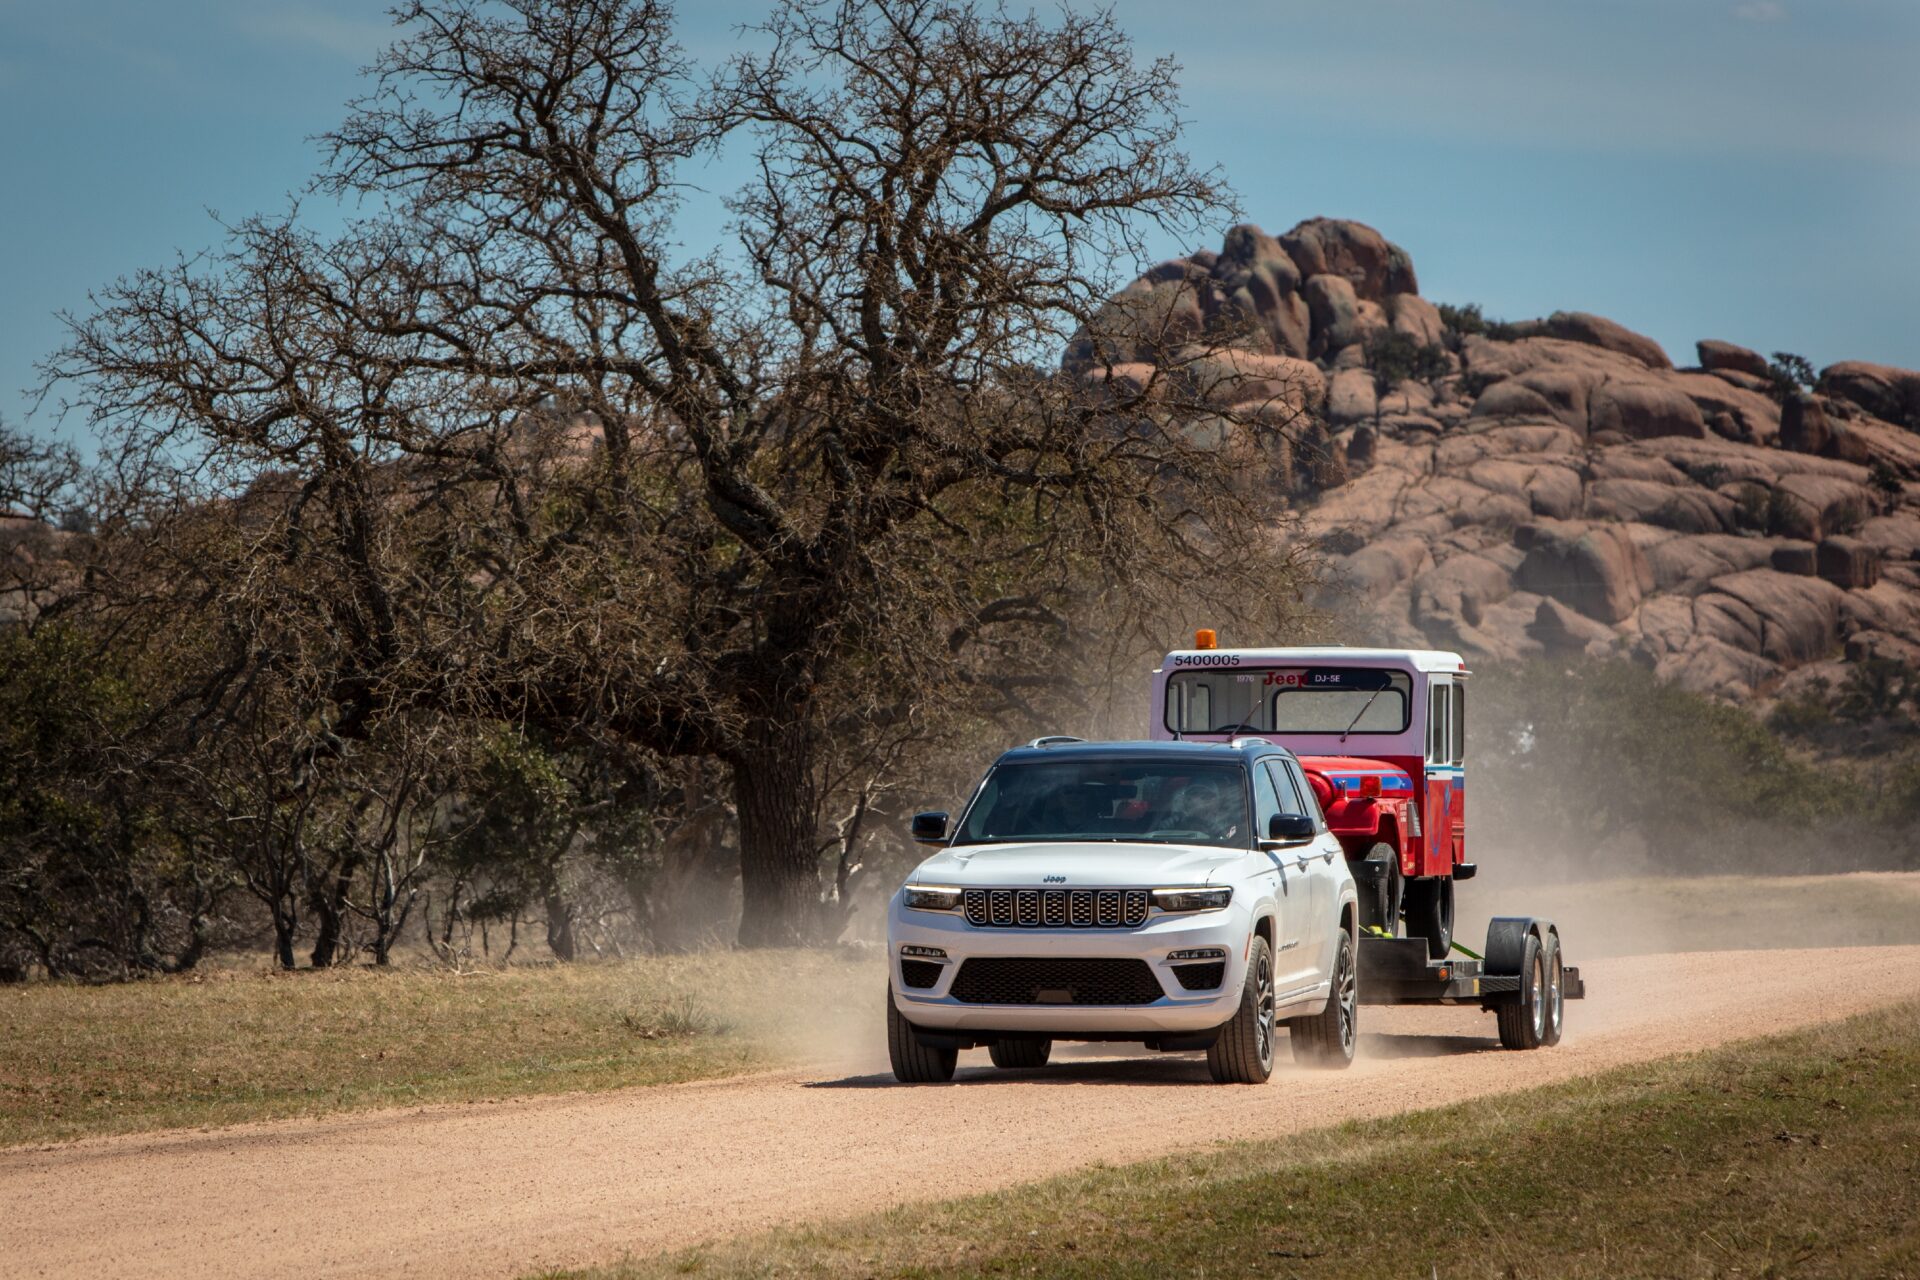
left=6, top=945, right=1919, bottom=1279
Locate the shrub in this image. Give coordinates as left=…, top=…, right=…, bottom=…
left=1869, top=459, right=1904, bottom=500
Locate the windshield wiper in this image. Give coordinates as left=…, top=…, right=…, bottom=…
left=1339, top=689, right=1385, bottom=742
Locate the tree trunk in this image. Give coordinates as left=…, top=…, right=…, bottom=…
left=272, top=910, right=298, bottom=970
left=543, top=890, right=576, bottom=962
left=731, top=723, right=821, bottom=948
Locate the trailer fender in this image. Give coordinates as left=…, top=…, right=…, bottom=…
left=1482, top=916, right=1553, bottom=977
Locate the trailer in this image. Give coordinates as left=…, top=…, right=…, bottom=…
left=1150, top=637, right=1589, bottom=1048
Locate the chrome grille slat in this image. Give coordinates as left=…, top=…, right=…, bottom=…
left=961, top=888, right=1152, bottom=929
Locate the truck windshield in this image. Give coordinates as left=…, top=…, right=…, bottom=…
left=953, top=761, right=1250, bottom=848
left=1165, top=667, right=1413, bottom=735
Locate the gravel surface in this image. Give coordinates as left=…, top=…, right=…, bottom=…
left=5, top=944, right=1919, bottom=1279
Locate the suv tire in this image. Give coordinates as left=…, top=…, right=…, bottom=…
left=1207, top=935, right=1276, bottom=1084
left=887, top=986, right=958, bottom=1083
left=1289, top=927, right=1358, bottom=1068
left=988, top=1039, right=1052, bottom=1069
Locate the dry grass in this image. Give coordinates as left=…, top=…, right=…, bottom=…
left=562, top=998, right=1920, bottom=1280
left=0, top=947, right=884, bottom=1148
left=1459, top=870, right=1920, bottom=959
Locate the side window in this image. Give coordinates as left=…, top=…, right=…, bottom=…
left=1284, top=760, right=1327, bottom=832
left=1252, top=761, right=1284, bottom=836
left=1451, top=684, right=1466, bottom=764
left=1427, top=681, right=1450, bottom=764
left=1266, top=761, right=1302, bottom=815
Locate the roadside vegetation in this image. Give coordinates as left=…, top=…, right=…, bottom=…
left=1471, top=659, right=1920, bottom=876
left=0, top=947, right=879, bottom=1147
left=558, top=1000, right=1920, bottom=1280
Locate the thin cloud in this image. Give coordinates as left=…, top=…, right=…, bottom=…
left=1732, top=2, right=1788, bottom=22
left=232, top=5, right=391, bottom=61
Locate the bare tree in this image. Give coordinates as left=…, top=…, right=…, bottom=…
left=49, top=0, right=1313, bottom=945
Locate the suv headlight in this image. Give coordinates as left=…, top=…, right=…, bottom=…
left=1153, top=887, right=1233, bottom=913
left=902, top=884, right=964, bottom=912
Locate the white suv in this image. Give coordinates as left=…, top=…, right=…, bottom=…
left=886, top=739, right=1358, bottom=1083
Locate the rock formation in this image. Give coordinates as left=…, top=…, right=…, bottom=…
left=1067, top=218, right=1920, bottom=708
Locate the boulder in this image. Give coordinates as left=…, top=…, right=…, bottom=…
left=1774, top=472, right=1874, bottom=541
left=1513, top=520, right=1654, bottom=623
left=1470, top=378, right=1560, bottom=421
left=1187, top=350, right=1326, bottom=415
left=1699, top=569, right=1844, bottom=663
left=1696, top=340, right=1771, bottom=380
left=1328, top=367, right=1378, bottom=425
left=1530, top=596, right=1618, bottom=654
left=1215, top=224, right=1312, bottom=357
left=1543, top=311, right=1672, bottom=370
left=1279, top=218, right=1419, bottom=299
left=1779, top=393, right=1833, bottom=455
left=1587, top=381, right=1708, bottom=440
left=1586, top=478, right=1731, bottom=535
left=1817, top=536, right=1882, bottom=590
left=1062, top=275, right=1205, bottom=372
left=1411, top=552, right=1515, bottom=631
left=1821, top=361, right=1920, bottom=427
left=1771, top=541, right=1818, bottom=576
left=1304, top=274, right=1364, bottom=355
left=1386, top=294, right=1446, bottom=348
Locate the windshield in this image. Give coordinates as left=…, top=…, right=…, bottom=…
left=1165, top=667, right=1413, bottom=735
left=953, top=760, right=1250, bottom=848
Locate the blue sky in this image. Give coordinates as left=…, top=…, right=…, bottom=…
left=4, top=0, right=1917, bottom=447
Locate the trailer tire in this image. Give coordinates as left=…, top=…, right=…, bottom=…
left=887, top=986, right=958, bottom=1083
left=1495, top=934, right=1548, bottom=1050
left=1289, top=928, right=1358, bottom=1068
left=1404, top=876, right=1454, bottom=960
left=988, top=1039, right=1052, bottom=1069
left=1541, top=932, right=1565, bottom=1047
left=1207, top=936, right=1276, bottom=1084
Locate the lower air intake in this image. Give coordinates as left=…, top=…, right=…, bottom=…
left=948, top=957, right=1164, bottom=1006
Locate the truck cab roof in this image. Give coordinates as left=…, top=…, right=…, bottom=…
left=1154, top=646, right=1469, bottom=675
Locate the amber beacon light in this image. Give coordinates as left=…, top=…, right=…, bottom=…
left=1193, top=628, right=1217, bottom=650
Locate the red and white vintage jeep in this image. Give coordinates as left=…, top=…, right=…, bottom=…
left=1149, top=640, right=1473, bottom=959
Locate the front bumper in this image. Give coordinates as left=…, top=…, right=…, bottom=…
left=887, top=896, right=1250, bottom=1036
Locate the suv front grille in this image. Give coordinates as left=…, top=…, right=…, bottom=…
left=948, top=957, right=1164, bottom=1006
left=963, top=888, right=1150, bottom=929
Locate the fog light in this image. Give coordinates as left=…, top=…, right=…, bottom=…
left=900, top=945, right=948, bottom=959
left=1168, top=947, right=1228, bottom=962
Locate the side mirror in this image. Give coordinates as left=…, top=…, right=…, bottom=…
left=1263, top=813, right=1315, bottom=845
left=910, top=811, right=951, bottom=845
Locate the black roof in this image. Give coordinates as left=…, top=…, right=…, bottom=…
left=994, top=739, right=1291, bottom=767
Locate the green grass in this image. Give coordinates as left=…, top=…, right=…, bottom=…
left=558, top=1000, right=1920, bottom=1280
left=0, top=947, right=882, bottom=1147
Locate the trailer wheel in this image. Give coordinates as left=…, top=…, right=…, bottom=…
left=1356, top=843, right=1401, bottom=937
left=1541, top=933, right=1565, bottom=1047
left=1404, top=876, right=1454, bottom=960
left=887, top=986, right=958, bottom=1083
left=1495, top=934, right=1548, bottom=1050
left=1289, top=928, right=1358, bottom=1068
left=1207, top=936, right=1276, bottom=1084
left=988, top=1039, right=1052, bottom=1069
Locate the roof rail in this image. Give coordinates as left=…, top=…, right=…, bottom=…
left=1025, top=735, right=1086, bottom=749
left=1229, top=736, right=1276, bottom=748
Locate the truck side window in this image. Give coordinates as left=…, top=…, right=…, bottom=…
left=1451, top=683, right=1466, bottom=763
left=1428, top=682, right=1450, bottom=764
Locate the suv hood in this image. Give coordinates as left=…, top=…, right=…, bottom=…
left=907, top=840, right=1242, bottom=889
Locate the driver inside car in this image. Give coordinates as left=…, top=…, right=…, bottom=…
left=1164, top=776, right=1241, bottom=842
